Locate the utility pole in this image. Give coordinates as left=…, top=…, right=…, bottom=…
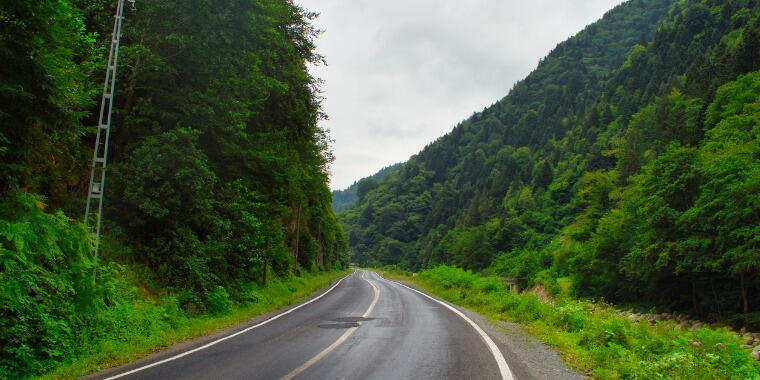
left=85, top=0, right=133, bottom=279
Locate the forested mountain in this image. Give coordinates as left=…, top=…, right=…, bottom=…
left=340, top=0, right=760, bottom=325
left=1, top=0, right=347, bottom=376
left=332, top=163, right=401, bottom=212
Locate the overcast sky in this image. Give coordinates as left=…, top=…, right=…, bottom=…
left=297, top=0, right=624, bottom=190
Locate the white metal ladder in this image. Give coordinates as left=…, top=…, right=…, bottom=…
left=85, top=0, right=131, bottom=278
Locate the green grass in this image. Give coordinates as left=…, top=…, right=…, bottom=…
left=39, top=269, right=350, bottom=380
left=380, top=266, right=760, bottom=380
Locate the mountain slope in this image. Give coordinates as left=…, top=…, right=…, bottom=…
left=340, top=0, right=760, bottom=322
left=341, top=0, right=675, bottom=266
left=332, top=163, right=402, bottom=212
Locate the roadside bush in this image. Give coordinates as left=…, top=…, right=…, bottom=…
left=0, top=193, right=97, bottom=377
left=177, top=290, right=205, bottom=315
left=381, top=264, right=411, bottom=276
left=533, top=269, right=562, bottom=296
left=474, top=276, right=504, bottom=294
left=419, top=265, right=474, bottom=289
left=514, top=294, right=545, bottom=323
left=206, top=286, right=232, bottom=315
left=552, top=302, right=588, bottom=332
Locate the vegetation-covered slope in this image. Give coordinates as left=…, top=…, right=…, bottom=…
left=340, top=0, right=760, bottom=325
left=1, top=0, right=347, bottom=376
left=332, top=163, right=401, bottom=212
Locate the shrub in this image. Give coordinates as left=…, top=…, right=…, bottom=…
left=206, top=286, right=232, bottom=315
left=474, top=276, right=504, bottom=294
left=552, top=302, right=588, bottom=332
left=514, top=294, right=545, bottom=323
left=419, top=266, right=475, bottom=289
left=0, top=193, right=97, bottom=376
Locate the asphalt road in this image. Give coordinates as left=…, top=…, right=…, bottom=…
left=92, top=270, right=528, bottom=380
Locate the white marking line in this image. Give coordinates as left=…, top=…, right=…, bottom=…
left=377, top=273, right=515, bottom=380
left=103, top=273, right=354, bottom=380
left=281, top=271, right=380, bottom=380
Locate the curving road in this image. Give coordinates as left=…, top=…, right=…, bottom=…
left=92, top=270, right=532, bottom=380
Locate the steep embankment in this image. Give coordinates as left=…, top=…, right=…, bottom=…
left=341, top=0, right=760, bottom=324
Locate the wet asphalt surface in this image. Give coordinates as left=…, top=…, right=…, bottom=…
left=89, top=270, right=581, bottom=380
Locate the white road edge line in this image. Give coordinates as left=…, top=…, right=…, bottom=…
left=281, top=270, right=380, bottom=380
left=102, top=272, right=354, bottom=380
left=376, top=272, right=515, bottom=380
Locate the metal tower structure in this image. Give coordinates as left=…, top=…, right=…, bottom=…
left=85, top=0, right=132, bottom=278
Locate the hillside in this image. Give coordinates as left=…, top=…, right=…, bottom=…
left=340, top=0, right=760, bottom=324
left=0, top=0, right=347, bottom=376
left=332, top=163, right=402, bottom=212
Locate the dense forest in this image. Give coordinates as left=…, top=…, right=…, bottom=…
left=1, top=0, right=347, bottom=376
left=332, top=163, right=401, bottom=212
left=341, top=0, right=760, bottom=326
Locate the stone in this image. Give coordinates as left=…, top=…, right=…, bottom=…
left=752, top=346, right=760, bottom=361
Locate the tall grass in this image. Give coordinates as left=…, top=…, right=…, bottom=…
left=382, top=266, right=760, bottom=379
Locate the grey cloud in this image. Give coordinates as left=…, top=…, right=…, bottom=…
left=299, top=0, right=624, bottom=189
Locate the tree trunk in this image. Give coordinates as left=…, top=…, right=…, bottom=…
left=263, top=238, right=269, bottom=286
left=740, top=272, right=748, bottom=314
left=710, top=277, right=722, bottom=320
left=293, top=206, right=302, bottom=274
left=317, top=223, right=323, bottom=268
left=263, top=259, right=268, bottom=286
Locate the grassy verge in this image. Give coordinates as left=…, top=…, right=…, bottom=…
left=380, top=266, right=760, bottom=379
left=40, top=269, right=350, bottom=379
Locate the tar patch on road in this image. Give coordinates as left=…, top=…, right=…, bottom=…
left=318, top=322, right=361, bottom=329
left=318, top=316, right=375, bottom=329
left=333, top=317, right=374, bottom=323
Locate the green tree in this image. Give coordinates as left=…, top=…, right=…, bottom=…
left=0, top=0, right=98, bottom=204
left=682, top=72, right=760, bottom=313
